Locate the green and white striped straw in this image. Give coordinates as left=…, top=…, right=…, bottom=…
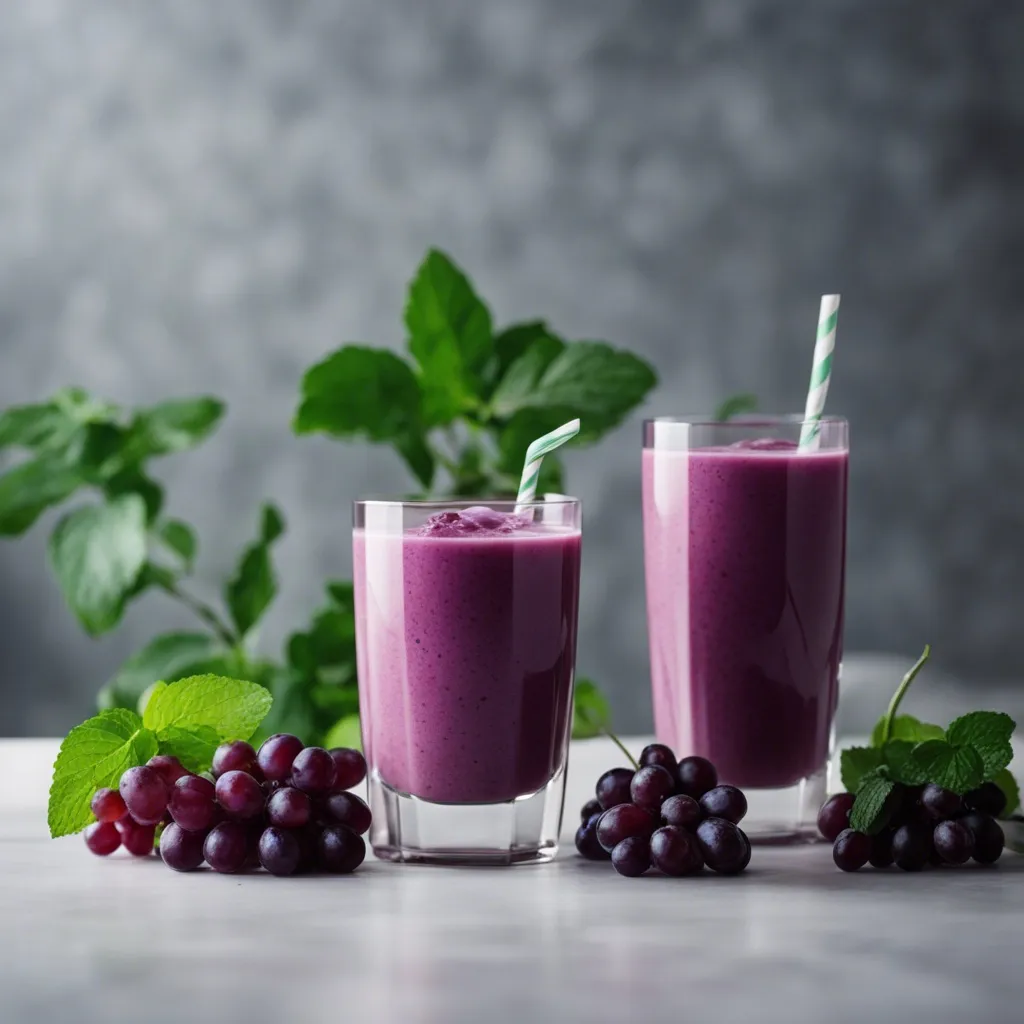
left=799, top=294, right=841, bottom=450
left=515, top=418, right=581, bottom=509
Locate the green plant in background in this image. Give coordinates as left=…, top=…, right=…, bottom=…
left=1, top=247, right=740, bottom=746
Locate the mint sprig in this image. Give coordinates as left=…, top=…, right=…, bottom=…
left=48, top=674, right=273, bottom=838
left=844, top=646, right=1020, bottom=833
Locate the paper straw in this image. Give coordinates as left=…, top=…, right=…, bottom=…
left=799, top=294, right=841, bottom=450
left=515, top=419, right=580, bottom=509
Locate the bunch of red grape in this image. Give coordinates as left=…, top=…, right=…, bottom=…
left=820, top=780, right=1007, bottom=872
left=83, top=734, right=370, bottom=876
left=575, top=744, right=751, bottom=877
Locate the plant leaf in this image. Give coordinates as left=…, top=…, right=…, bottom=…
left=323, top=713, right=362, bottom=752
left=292, top=345, right=434, bottom=488
left=48, top=494, right=148, bottom=635
left=47, top=709, right=159, bottom=837
left=910, top=739, right=985, bottom=794
left=98, top=632, right=223, bottom=711
left=404, top=248, right=492, bottom=424
left=946, top=711, right=1015, bottom=779
left=102, top=467, right=164, bottom=522
left=142, top=674, right=273, bottom=743
left=713, top=393, right=758, bottom=422
left=881, top=740, right=929, bottom=785
left=486, top=321, right=551, bottom=393
left=849, top=770, right=898, bottom=834
left=572, top=678, right=611, bottom=739
left=0, top=458, right=83, bottom=535
left=158, top=520, right=197, bottom=570
left=0, top=401, right=80, bottom=454
left=122, top=398, right=225, bottom=460
left=225, top=503, right=285, bottom=637
left=870, top=714, right=946, bottom=748
left=992, top=768, right=1020, bottom=816
left=840, top=745, right=884, bottom=792
left=156, top=724, right=223, bottom=773
left=489, top=332, right=565, bottom=418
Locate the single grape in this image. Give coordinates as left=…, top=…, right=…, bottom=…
left=267, top=787, right=312, bottom=829
left=650, top=825, right=704, bottom=876
left=896, top=785, right=929, bottom=827
left=676, top=756, right=718, bottom=799
left=119, top=765, right=170, bottom=826
left=84, top=821, right=121, bottom=856
left=580, top=798, right=602, bottom=822
left=868, top=829, right=895, bottom=868
left=147, top=754, right=190, bottom=787
left=660, top=793, right=703, bottom=830
left=639, top=744, right=679, bottom=784
left=832, top=828, right=872, bottom=871
left=257, top=733, right=305, bottom=782
left=695, top=817, right=749, bottom=875
left=596, top=804, right=657, bottom=852
left=320, top=825, right=367, bottom=874
left=212, top=741, right=261, bottom=780
left=921, top=783, right=963, bottom=821
left=159, top=823, right=206, bottom=872
left=611, top=835, right=651, bottom=877
left=575, top=815, right=611, bottom=861
left=817, top=793, right=856, bottom=842
left=168, top=775, right=217, bottom=833
left=595, top=768, right=634, bottom=810
left=964, top=781, right=1007, bottom=817
left=630, top=765, right=676, bottom=813
left=258, top=826, right=301, bottom=876
left=933, top=820, right=974, bottom=865
left=323, top=792, right=372, bottom=835
left=329, top=747, right=367, bottom=790
left=117, top=816, right=156, bottom=856
left=215, top=770, right=265, bottom=820
left=891, top=823, right=932, bottom=871
left=90, top=787, right=127, bottom=824
left=291, top=747, right=338, bottom=794
left=699, top=785, right=748, bottom=825
left=203, top=821, right=250, bottom=873
left=960, top=811, right=1004, bottom=864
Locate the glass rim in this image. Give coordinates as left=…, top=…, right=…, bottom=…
left=644, top=414, right=848, bottom=428
left=353, top=495, right=580, bottom=509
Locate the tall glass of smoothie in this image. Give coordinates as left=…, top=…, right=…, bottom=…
left=354, top=497, right=582, bottom=864
left=643, top=416, right=848, bottom=841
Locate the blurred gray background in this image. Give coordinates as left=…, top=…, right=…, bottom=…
left=1, top=0, right=1022, bottom=736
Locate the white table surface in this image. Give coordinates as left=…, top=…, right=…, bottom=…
left=2, top=737, right=1022, bottom=1024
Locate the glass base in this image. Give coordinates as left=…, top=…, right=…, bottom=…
left=367, top=765, right=566, bottom=865
left=740, top=768, right=827, bottom=845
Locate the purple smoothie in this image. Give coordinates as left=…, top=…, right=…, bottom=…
left=643, top=439, right=848, bottom=789
left=354, top=506, right=582, bottom=804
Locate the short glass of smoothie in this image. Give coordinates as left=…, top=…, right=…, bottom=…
left=643, top=416, right=848, bottom=842
left=353, top=497, right=582, bottom=864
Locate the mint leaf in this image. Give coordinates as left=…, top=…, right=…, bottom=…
left=225, top=503, right=285, bottom=637
left=156, top=724, right=222, bottom=773
left=323, top=713, right=362, bottom=752
left=48, top=709, right=158, bottom=837
left=910, top=739, right=985, bottom=794
left=489, top=332, right=565, bottom=418
left=573, top=678, right=611, bottom=740
left=404, top=248, right=492, bottom=424
left=48, top=494, right=148, bottom=635
left=840, top=745, right=883, bottom=792
left=714, top=393, right=758, bottom=422
left=487, top=321, right=551, bottom=392
left=882, top=740, right=929, bottom=785
left=103, top=468, right=164, bottom=522
left=849, top=770, right=897, bottom=834
left=123, top=398, right=224, bottom=460
left=0, top=400, right=80, bottom=454
left=493, top=341, right=657, bottom=434
left=0, top=457, right=83, bottom=535
left=293, top=346, right=434, bottom=487
left=992, top=768, right=1020, bottom=815
left=98, top=632, right=223, bottom=711
left=870, top=714, right=946, bottom=748
left=142, top=674, right=273, bottom=742
left=946, top=711, right=1015, bottom=779
left=158, top=520, right=197, bottom=570
left=326, top=580, right=354, bottom=610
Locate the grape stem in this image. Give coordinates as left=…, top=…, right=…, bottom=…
left=604, top=729, right=639, bottom=771
left=880, top=644, right=931, bottom=745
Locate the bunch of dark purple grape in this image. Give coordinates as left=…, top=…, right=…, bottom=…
left=575, top=744, right=751, bottom=877
left=83, top=734, right=370, bottom=876
left=820, top=780, right=1007, bottom=872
